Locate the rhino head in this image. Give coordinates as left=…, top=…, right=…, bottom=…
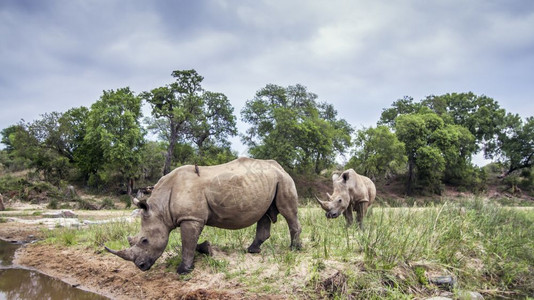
left=315, top=172, right=351, bottom=218
left=105, top=198, right=170, bottom=271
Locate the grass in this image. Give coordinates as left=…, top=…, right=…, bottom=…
left=43, top=197, right=534, bottom=299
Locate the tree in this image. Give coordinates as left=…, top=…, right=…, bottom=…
left=431, top=124, right=476, bottom=185
left=81, top=87, right=144, bottom=194
left=241, top=84, right=352, bottom=174
left=495, top=115, right=534, bottom=178
left=348, top=126, right=407, bottom=181
left=142, top=69, right=237, bottom=175
left=395, top=113, right=438, bottom=194
left=378, top=96, right=422, bottom=127
left=394, top=112, right=478, bottom=194
left=422, top=92, right=506, bottom=157
left=3, top=113, right=84, bottom=184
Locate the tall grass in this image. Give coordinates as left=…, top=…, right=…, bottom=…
left=44, top=198, right=534, bottom=298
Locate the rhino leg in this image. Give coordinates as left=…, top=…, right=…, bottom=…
left=355, top=201, right=369, bottom=230
left=177, top=220, right=204, bottom=274
left=196, top=240, right=213, bottom=256
left=275, top=186, right=302, bottom=250
left=278, top=207, right=302, bottom=250
left=247, top=214, right=271, bottom=253
left=343, top=203, right=354, bottom=227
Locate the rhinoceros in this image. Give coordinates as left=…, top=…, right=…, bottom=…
left=315, top=169, right=376, bottom=229
left=105, top=157, right=302, bottom=274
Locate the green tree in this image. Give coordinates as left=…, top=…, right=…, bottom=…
left=241, top=84, right=352, bottom=174
left=495, top=115, right=534, bottom=178
left=348, top=126, right=407, bottom=181
left=142, top=69, right=237, bottom=174
left=422, top=92, right=506, bottom=156
left=395, top=113, right=439, bottom=194
left=395, top=112, right=479, bottom=194
left=432, top=124, right=476, bottom=185
left=378, top=96, right=422, bottom=127
left=81, top=87, right=144, bottom=194
left=3, top=112, right=83, bottom=184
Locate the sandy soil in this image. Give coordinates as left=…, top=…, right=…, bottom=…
left=0, top=207, right=283, bottom=300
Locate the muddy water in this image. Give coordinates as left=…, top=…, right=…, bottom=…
left=0, top=240, right=108, bottom=300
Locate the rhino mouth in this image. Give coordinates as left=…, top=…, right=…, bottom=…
left=135, top=258, right=154, bottom=271
left=326, top=211, right=340, bottom=219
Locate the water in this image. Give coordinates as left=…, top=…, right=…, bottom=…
left=0, top=240, right=108, bottom=300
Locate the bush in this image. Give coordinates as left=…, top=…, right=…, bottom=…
left=100, top=198, right=115, bottom=210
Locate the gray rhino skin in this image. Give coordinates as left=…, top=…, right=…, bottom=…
left=315, top=169, right=376, bottom=229
left=106, top=157, right=302, bottom=274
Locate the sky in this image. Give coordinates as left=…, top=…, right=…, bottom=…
left=1, top=0, right=534, bottom=160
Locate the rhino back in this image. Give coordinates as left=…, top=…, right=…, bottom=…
left=205, top=171, right=277, bottom=228
left=203, top=159, right=283, bottom=229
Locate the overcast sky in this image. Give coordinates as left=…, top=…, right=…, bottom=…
left=1, top=0, right=534, bottom=157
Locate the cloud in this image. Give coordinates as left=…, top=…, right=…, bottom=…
left=1, top=0, right=534, bottom=153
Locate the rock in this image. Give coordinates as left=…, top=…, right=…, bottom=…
left=42, top=210, right=78, bottom=218
left=429, top=275, right=456, bottom=291
left=61, top=210, right=77, bottom=218
left=458, top=291, right=484, bottom=300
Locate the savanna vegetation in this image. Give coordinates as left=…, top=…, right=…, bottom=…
left=1, top=69, right=533, bottom=201
left=44, top=199, right=534, bottom=298
left=1, top=69, right=534, bottom=298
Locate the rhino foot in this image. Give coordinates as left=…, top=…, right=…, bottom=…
left=247, top=245, right=261, bottom=253
left=196, top=240, right=213, bottom=256
left=177, top=263, right=194, bottom=275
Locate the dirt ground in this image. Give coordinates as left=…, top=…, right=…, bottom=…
left=0, top=208, right=283, bottom=300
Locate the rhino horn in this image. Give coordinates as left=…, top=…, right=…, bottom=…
left=326, top=192, right=333, bottom=200
left=105, top=246, right=134, bottom=261
left=314, top=195, right=330, bottom=211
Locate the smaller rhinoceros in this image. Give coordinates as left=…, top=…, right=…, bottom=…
left=105, top=158, right=302, bottom=274
left=315, top=169, right=376, bottom=229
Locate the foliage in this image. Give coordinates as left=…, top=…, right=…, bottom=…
left=380, top=94, right=492, bottom=194
left=141, top=69, right=237, bottom=175
left=79, top=87, right=145, bottom=194
left=241, top=84, right=352, bottom=174
left=44, top=200, right=534, bottom=299
left=348, top=125, right=407, bottom=181
left=494, top=115, right=534, bottom=177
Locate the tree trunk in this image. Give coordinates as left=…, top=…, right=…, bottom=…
left=127, top=178, right=134, bottom=195
left=407, top=157, right=415, bottom=195
left=164, top=123, right=179, bottom=175
left=163, top=143, right=174, bottom=175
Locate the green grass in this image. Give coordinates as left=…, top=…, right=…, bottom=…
left=44, top=197, right=534, bottom=298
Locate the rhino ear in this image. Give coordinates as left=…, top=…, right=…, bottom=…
left=133, top=198, right=149, bottom=211
left=332, top=173, right=340, bottom=181
left=342, top=171, right=350, bottom=183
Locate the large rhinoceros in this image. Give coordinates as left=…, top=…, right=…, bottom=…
left=105, top=157, right=302, bottom=274
left=315, top=169, right=376, bottom=229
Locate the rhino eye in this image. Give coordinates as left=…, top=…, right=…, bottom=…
left=140, top=237, right=148, bottom=245
left=338, top=199, right=342, bottom=203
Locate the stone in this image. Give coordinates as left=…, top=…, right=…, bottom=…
left=42, top=210, right=78, bottom=218
left=458, top=291, right=484, bottom=300
left=429, top=275, right=457, bottom=291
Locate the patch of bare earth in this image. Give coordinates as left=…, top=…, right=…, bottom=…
left=13, top=242, right=278, bottom=300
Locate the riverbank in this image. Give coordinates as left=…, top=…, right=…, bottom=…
left=1, top=208, right=256, bottom=300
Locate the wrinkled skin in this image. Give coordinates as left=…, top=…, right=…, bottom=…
left=106, top=158, right=302, bottom=274
left=316, top=169, right=376, bottom=229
